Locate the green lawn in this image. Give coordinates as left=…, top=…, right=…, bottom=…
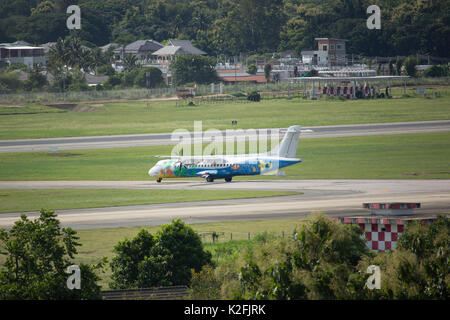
left=0, top=189, right=299, bottom=214
left=0, top=90, right=449, bottom=140
left=1, top=132, right=449, bottom=180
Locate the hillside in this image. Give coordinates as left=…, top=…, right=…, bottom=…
left=0, top=0, right=449, bottom=57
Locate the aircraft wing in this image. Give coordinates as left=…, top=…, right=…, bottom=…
left=196, top=170, right=218, bottom=178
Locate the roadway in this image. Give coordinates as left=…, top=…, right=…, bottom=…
left=1, top=120, right=449, bottom=153
left=0, top=180, right=449, bottom=230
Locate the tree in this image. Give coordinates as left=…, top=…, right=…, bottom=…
left=388, top=59, right=395, bottom=75
left=246, top=64, right=257, bottom=75
left=264, top=64, right=272, bottom=82
left=403, top=56, right=419, bottom=77
left=0, top=209, right=102, bottom=300
left=0, top=72, right=23, bottom=93
left=424, top=65, right=448, bottom=78
left=23, top=69, right=48, bottom=92
left=110, top=219, right=212, bottom=289
left=170, top=54, right=217, bottom=85
left=362, top=215, right=450, bottom=300
left=134, top=67, right=164, bottom=88
left=395, top=57, right=404, bottom=75
left=155, top=219, right=212, bottom=285
left=123, top=54, right=138, bottom=72
left=110, top=229, right=156, bottom=289
left=215, top=214, right=371, bottom=300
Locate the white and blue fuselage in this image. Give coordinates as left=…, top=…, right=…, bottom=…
left=149, top=125, right=303, bottom=183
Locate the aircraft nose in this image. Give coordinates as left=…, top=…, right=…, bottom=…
left=149, top=167, right=158, bottom=177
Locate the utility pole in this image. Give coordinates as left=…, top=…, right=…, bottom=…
left=146, top=71, right=151, bottom=110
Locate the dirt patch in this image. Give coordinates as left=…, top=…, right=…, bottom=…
left=404, top=171, right=450, bottom=176
left=72, top=105, right=99, bottom=112
left=46, top=152, right=83, bottom=157
left=45, top=103, right=100, bottom=112
left=45, top=103, right=78, bottom=110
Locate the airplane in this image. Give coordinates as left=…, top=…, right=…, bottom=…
left=148, top=125, right=302, bottom=183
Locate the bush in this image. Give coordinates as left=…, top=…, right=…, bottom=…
left=171, top=55, right=218, bottom=85
left=107, top=74, right=122, bottom=87
left=424, top=65, right=449, bottom=78
left=0, top=210, right=103, bottom=300
left=403, top=56, right=419, bottom=77
left=110, top=219, right=212, bottom=289
left=217, top=214, right=371, bottom=300
left=246, top=64, right=257, bottom=75
left=359, top=215, right=450, bottom=300
left=0, top=72, right=23, bottom=93
left=134, top=67, right=164, bottom=88
left=190, top=266, right=222, bottom=299
left=247, top=91, right=261, bottom=102
left=23, top=71, right=48, bottom=92
left=96, top=65, right=116, bottom=76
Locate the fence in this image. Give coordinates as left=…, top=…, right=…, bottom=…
left=1, top=76, right=449, bottom=105
left=347, top=54, right=449, bottom=65
left=198, top=230, right=293, bottom=244
left=0, top=87, right=176, bottom=105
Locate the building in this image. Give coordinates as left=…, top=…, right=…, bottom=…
left=216, top=69, right=267, bottom=84
left=152, top=40, right=206, bottom=65
left=301, top=50, right=328, bottom=66
left=113, top=40, right=164, bottom=64
left=315, top=38, right=348, bottom=66
left=301, top=38, right=348, bottom=67
left=100, top=43, right=120, bottom=53
left=0, top=41, right=46, bottom=69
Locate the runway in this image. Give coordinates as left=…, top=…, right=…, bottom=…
left=0, top=180, right=449, bottom=230
left=1, top=120, right=449, bottom=153
left=1, top=121, right=449, bottom=230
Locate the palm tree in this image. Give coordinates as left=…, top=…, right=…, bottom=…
left=90, top=48, right=105, bottom=74
left=48, top=38, right=71, bottom=93
left=123, top=54, right=138, bottom=72
left=79, top=48, right=94, bottom=73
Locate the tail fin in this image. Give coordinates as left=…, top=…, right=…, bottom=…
left=267, top=125, right=301, bottom=158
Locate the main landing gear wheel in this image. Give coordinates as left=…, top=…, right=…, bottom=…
left=206, top=176, right=214, bottom=183
left=225, top=177, right=232, bottom=182
left=156, top=178, right=162, bottom=183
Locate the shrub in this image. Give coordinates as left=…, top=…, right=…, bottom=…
left=424, top=65, right=448, bottom=78
left=247, top=91, right=261, bottom=102
left=403, top=56, right=419, bottom=77
left=246, top=64, right=257, bottom=75
left=110, top=219, right=212, bottom=289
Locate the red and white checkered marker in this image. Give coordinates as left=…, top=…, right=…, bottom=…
left=337, top=216, right=436, bottom=252
left=363, top=202, right=420, bottom=216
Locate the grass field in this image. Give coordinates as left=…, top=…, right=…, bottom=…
left=1, top=132, right=449, bottom=181
left=0, top=90, right=449, bottom=140
left=0, top=189, right=299, bottom=214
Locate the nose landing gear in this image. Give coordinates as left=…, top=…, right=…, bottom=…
left=156, top=178, right=162, bottom=183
